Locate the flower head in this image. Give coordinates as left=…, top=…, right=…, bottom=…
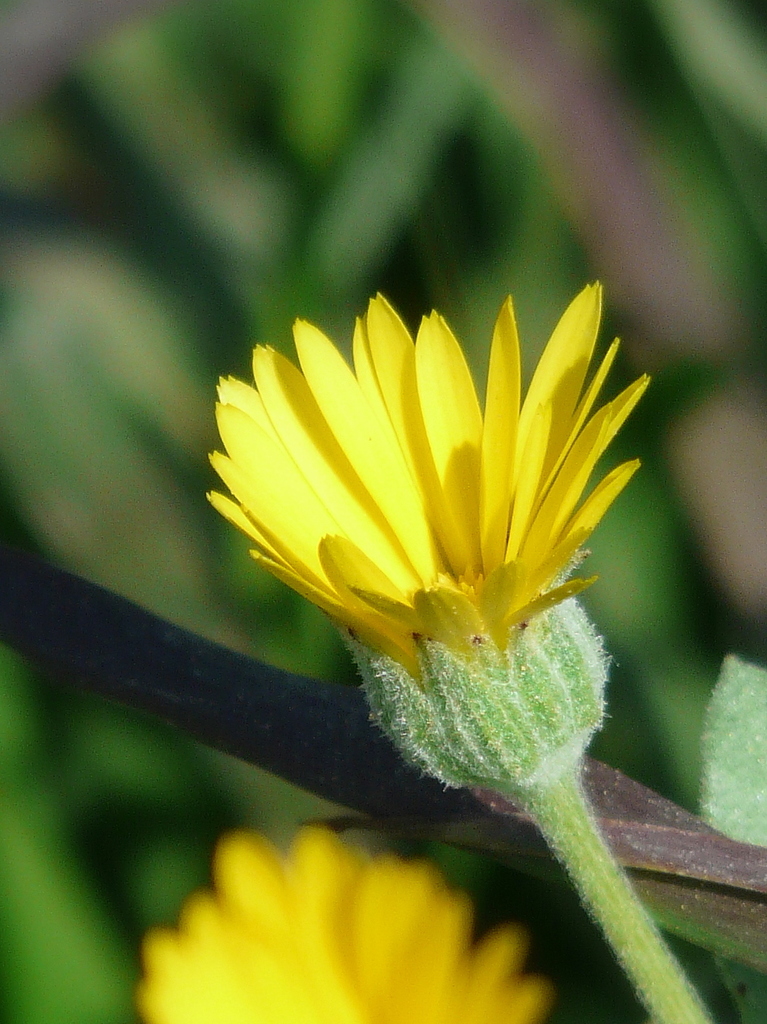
left=210, top=285, right=647, bottom=675
left=138, top=827, right=554, bottom=1024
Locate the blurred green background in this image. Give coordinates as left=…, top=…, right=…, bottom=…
left=0, top=0, right=766, bottom=1020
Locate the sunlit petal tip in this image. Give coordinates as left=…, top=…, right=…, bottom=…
left=251, top=342, right=279, bottom=384
left=214, top=401, right=248, bottom=446
left=365, top=291, right=412, bottom=337
left=208, top=449, right=225, bottom=472
left=206, top=490, right=254, bottom=537
left=216, top=378, right=262, bottom=423
left=251, top=341, right=279, bottom=377
left=292, top=318, right=336, bottom=364
left=584, top=279, right=603, bottom=304
left=564, top=458, right=641, bottom=542
left=495, top=293, right=518, bottom=331
left=550, top=282, right=602, bottom=349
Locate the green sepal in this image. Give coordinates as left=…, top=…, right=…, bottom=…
left=347, top=596, right=607, bottom=792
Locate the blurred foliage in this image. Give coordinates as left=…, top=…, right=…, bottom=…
left=0, top=0, right=766, bottom=1020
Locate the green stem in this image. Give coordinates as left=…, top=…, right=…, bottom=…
left=517, top=770, right=713, bottom=1024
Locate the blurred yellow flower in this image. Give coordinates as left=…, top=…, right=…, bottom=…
left=138, top=827, right=553, bottom=1024
left=210, top=285, right=647, bottom=674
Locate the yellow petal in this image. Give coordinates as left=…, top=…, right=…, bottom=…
left=356, top=295, right=419, bottom=474
left=569, top=337, right=620, bottom=435
left=524, top=374, right=649, bottom=556
left=207, top=490, right=288, bottom=565
left=504, top=576, right=596, bottom=631
left=217, top=376, right=278, bottom=441
left=565, top=375, right=648, bottom=510
left=319, top=535, right=412, bottom=610
left=355, top=310, right=471, bottom=589
left=506, top=403, right=552, bottom=561
left=413, top=585, right=484, bottom=647
left=599, top=374, right=650, bottom=453
left=387, top=882, right=473, bottom=1024
left=293, top=318, right=439, bottom=584
left=479, top=562, right=522, bottom=648
left=522, top=527, right=590, bottom=602
left=214, top=832, right=289, bottom=936
left=347, top=621, right=420, bottom=678
left=147, top=895, right=264, bottom=1024
left=480, top=297, right=521, bottom=573
left=347, top=589, right=421, bottom=639
left=520, top=406, right=611, bottom=560
left=361, top=296, right=468, bottom=576
left=318, top=537, right=420, bottom=658
left=352, top=857, right=438, bottom=1006
left=252, top=345, right=420, bottom=594
left=416, top=312, right=483, bottom=574
left=536, top=338, right=620, bottom=501
left=461, top=925, right=529, bottom=1024
left=249, top=549, right=339, bottom=613
left=213, top=404, right=338, bottom=581
left=496, top=977, right=556, bottom=1024
left=352, top=314, right=400, bottom=441
left=288, top=832, right=367, bottom=1024
left=252, top=546, right=418, bottom=671
left=562, top=458, right=640, bottom=541
left=516, top=283, right=602, bottom=482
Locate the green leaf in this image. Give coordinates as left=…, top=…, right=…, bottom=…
left=701, top=654, right=767, bottom=847
left=716, top=961, right=767, bottom=1024
left=701, top=654, right=767, bottom=1018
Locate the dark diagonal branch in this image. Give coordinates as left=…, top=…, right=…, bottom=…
left=0, top=543, right=765, bottom=968
left=0, top=541, right=763, bottom=884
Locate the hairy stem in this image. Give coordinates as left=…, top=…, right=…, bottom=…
left=517, top=770, right=713, bottom=1024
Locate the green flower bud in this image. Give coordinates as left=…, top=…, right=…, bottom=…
left=348, top=597, right=607, bottom=794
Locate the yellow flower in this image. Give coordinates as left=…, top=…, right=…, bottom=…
left=138, top=827, right=554, bottom=1024
left=210, top=284, right=647, bottom=674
